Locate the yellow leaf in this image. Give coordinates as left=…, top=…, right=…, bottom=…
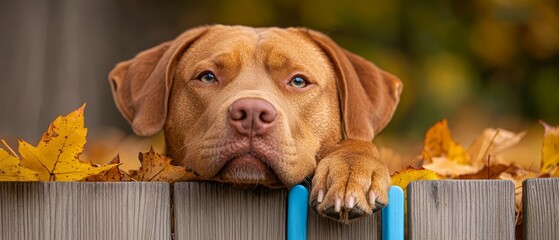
left=0, top=148, right=39, bottom=181
left=127, top=148, right=188, bottom=182
left=422, top=119, right=453, bottom=163
left=422, top=119, right=471, bottom=164
left=18, top=104, right=118, bottom=181
left=540, top=121, right=559, bottom=173
left=421, top=119, right=477, bottom=176
left=448, top=142, right=470, bottom=165
left=391, top=167, right=440, bottom=191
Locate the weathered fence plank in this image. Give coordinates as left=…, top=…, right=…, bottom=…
left=307, top=208, right=381, bottom=240
left=173, top=182, right=287, bottom=240
left=0, top=182, right=171, bottom=240
left=408, top=180, right=515, bottom=240
left=523, top=178, right=559, bottom=240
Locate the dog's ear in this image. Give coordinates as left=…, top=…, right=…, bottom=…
left=109, top=27, right=209, bottom=136
left=303, top=29, right=403, bottom=141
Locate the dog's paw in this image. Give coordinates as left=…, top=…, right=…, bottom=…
left=310, top=144, right=390, bottom=223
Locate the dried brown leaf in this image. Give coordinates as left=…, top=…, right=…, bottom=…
left=127, top=148, right=187, bottom=183
left=83, top=155, right=123, bottom=182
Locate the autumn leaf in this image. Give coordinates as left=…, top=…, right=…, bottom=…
left=421, top=119, right=456, bottom=163
left=498, top=165, right=539, bottom=227
left=467, top=128, right=525, bottom=167
left=17, top=104, right=118, bottom=181
left=422, top=119, right=524, bottom=177
left=457, top=162, right=510, bottom=179
left=391, top=167, right=440, bottom=224
left=423, top=157, right=482, bottom=177
left=126, top=148, right=190, bottom=182
left=83, top=155, right=123, bottom=182
left=540, top=121, right=559, bottom=174
left=0, top=148, right=39, bottom=181
left=391, top=167, right=440, bottom=191
left=422, top=119, right=471, bottom=165
left=422, top=119, right=479, bottom=176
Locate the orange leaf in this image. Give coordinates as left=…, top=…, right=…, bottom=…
left=127, top=148, right=189, bottom=182
left=83, top=155, right=123, bottom=182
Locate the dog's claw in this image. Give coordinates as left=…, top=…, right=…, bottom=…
left=334, top=198, right=342, bottom=212
left=347, top=196, right=355, bottom=209
left=311, top=200, right=319, bottom=212
left=368, top=191, right=377, bottom=206
left=373, top=200, right=386, bottom=213
left=317, top=189, right=324, bottom=203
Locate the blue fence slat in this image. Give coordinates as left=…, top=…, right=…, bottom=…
left=381, top=186, right=404, bottom=240
left=287, top=185, right=309, bottom=240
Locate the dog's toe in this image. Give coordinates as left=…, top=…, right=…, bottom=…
left=323, top=206, right=341, bottom=220
left=348, top=208, right=365, bottom=220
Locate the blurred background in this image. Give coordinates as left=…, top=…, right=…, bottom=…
left=1, top=0, right=558, bottom=168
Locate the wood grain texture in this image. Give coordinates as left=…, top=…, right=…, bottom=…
left=523, top=178, right=559, bottom=240
left=0, top=182, right=170, bottom=240
left=173, top=182, right=287, bottom=240
left=307, top=209, right=381, bottom=240
left=408, top=180, right=515, bottom=240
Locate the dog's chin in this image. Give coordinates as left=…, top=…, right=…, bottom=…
left=216, top=154, right=283, bottom=189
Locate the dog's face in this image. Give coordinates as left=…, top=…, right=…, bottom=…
left=109, top=25, right=402, bottom=188
left=166, top=27, right=341, bottom=187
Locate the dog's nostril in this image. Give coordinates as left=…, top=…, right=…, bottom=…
left=259, top=110, right=276, bottom=123
left=229, top=107, right=247, bottom=121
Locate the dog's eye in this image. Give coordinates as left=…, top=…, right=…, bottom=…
left=289, top=76, right=308, bottom=88
left=197, top=72, right=217, bottom=84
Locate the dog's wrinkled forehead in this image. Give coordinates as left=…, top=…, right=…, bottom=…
left=176, top=26, right=333, bottom=83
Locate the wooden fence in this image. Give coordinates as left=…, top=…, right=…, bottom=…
left=0, top=179, right=557, bottom=240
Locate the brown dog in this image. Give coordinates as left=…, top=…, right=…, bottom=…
left=109, top=25, right=402, bottom=222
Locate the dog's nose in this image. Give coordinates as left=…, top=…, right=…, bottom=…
left=228, top=98, right=277, bottom=136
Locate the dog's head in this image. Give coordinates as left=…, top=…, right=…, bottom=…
left=109, top=25, right=402, bottom=188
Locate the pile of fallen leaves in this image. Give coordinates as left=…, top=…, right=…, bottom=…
left=391, top=118, right=559, bottom=230
left=0, top=104, right=189, bottom=183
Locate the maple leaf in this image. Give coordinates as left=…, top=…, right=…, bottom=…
left=83, top=155, right=123, bottom=182
left=125, top=148, right=191, bottom=182
left=540, top=121, right=559, bottom=175
left=17, top=104, right=118, bottom=181
left=0, top=148, right=39, bottom=181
